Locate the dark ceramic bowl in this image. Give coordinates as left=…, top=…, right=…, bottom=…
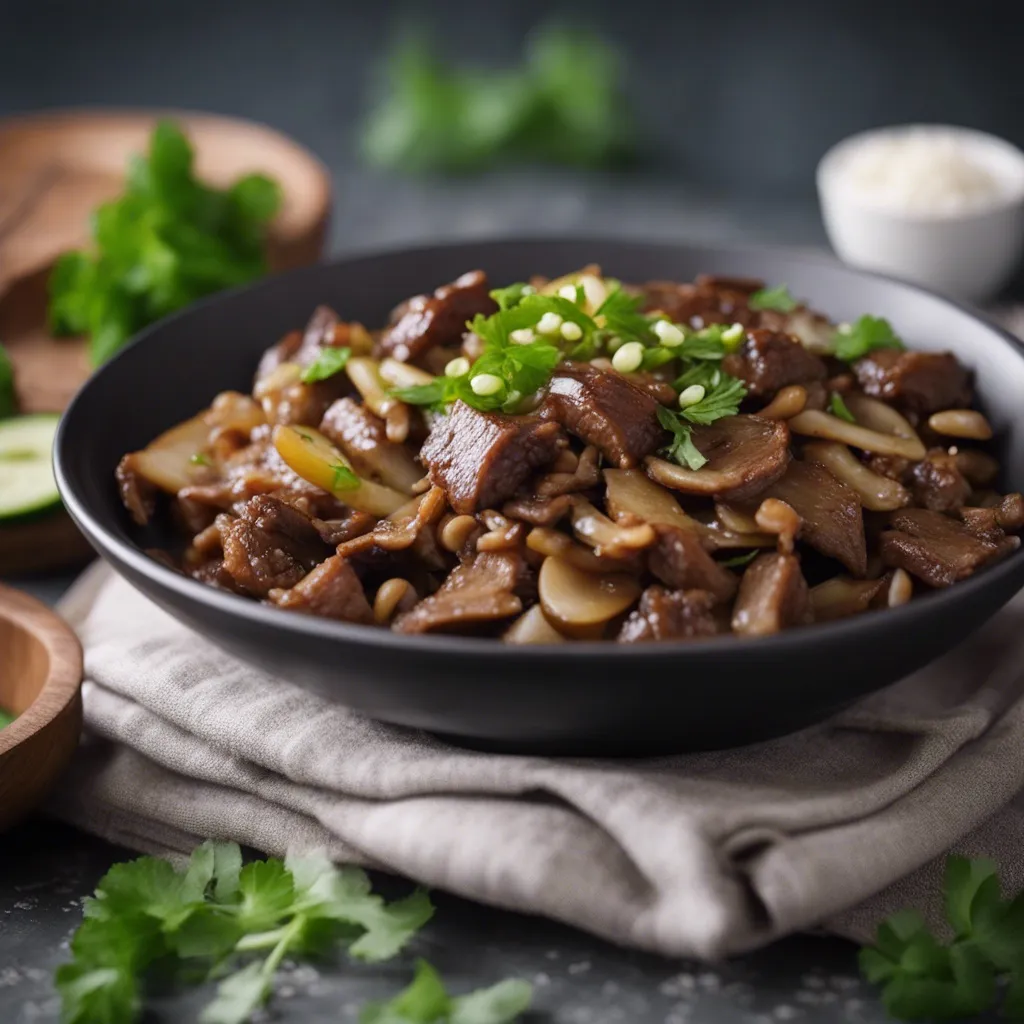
left=55, top=239, right=1024, bottom=754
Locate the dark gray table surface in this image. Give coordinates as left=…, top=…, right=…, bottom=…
left=0, top=572, right=880, bottom=1023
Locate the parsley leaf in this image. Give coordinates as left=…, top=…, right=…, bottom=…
left=679, top=375, right=746, bottom=425
left=301, top=346, right=352, bottom=383
left=860, top=855, right=1024, bottom=1021
left=489, top=282, right=534, bottom=311
left=749, top=284, right=798, bottom=313
left=359, top=960, right=532, bottom=1024
left=829, top=392, right=856, bottom=423
left=0, top=343, right=16, bottom=419
left=596, top=284, right=654, bottom=344
left=330, top=463, right=361, bottom=491
left=833, top=315, right=905, bottom=362
left=48, top=120, right=281, bottom=365
left=656, top=405, right=707, bottom=471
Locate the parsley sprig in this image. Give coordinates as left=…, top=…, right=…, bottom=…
left=749, top=284, right=798, bottom=313
left=49, top=121, right=281, bottom=366
left=861, top=855, right=1024, bottom=1021
left=301, top=346, right=352, bottom=383
left=834, top=314, right=905, bottom=362
left=656, top=405, right=707, bottom=471
left=57, top=842, right=441, bottom=1024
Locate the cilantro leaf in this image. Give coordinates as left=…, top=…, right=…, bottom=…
left=48, top=119, right=281, bottom=365
left=301, top=346, right=351, bottom=383
left=596, top=284, right=654, bottom=344
left=656, top=405, right=707, bottom=471
left=749, top=284, right=798, bottom=313
left=199, top=961, right=269, bottom=1024
left=360, top=960, right=532, bottom=1024
left=679, top=376, right=747, bottom=425
left=828, top=392, right=856, bottom=423
left=392, top=380, right=452, bottom=408
left=833, top=315, right=905, bottom=362
left=0, top=343, right=16, bottom=419
left=489, top=282, right=533, bottom=311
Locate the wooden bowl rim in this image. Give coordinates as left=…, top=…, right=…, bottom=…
left=0, top=583, right=83, bottom=756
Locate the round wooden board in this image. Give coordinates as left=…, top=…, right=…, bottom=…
left=0, top=109, right=332, bottom=574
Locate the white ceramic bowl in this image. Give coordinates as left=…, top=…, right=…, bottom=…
left=817, top=125, right=1024, bottom=302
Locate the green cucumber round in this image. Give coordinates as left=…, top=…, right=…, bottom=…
left=0, top=414, right=62, bottom=522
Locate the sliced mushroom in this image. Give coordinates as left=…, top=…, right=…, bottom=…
left=731, top=553, right=811, bottom=636
left=802, top=441, right=911, bottom=512
left=503, top=605, right=567, bottom=645
left=570, top=498, right=656, bottom=557
left=788, top=406, right=926, bottom=461
left=539, top=556, right=642, bottom=639
left=604, top=468, right=699, bottom=529
left=809, top=576, right=887, bottom=622
left=119, top=412, right=214, bottom=496
left=645, top=415, right=791, bottom=501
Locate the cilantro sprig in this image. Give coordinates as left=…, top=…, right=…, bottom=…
left=57, top=842, right=437, bottom=1024
left=834, top=315, right=905, bottom=363
left=656, top=405, right=707, bottom=471
left=829, top=392, right=856, bottom=423
left=49, top=120, right=281, bottom=366
left=360, top=959, right=532, bottom=1024
left=860, top=855, right=1024, bottom=1021
left=301, top=346, right=352, bottom=383
left=749, top=284, right=798, bottom=313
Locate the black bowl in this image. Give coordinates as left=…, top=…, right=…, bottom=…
left=55, top=238, right=1024, bottom=754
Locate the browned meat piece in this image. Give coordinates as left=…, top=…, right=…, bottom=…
left=722, top=328, right=827, bottom=397
left=959, top=494, right=1024, bottom=543
left=880, top=508, right=1019, bottom=587
left=854, top=350, right=971, bottom=415
left=502, top=493, right=574, bottom=526
left=217, top=495, right=330, bottom=597
left=618, top=587, right=721, bottom=643
left=116, top=456, right=157, bottom=525
left=542, top=363, right=662, bottom=468
left=421, top=401, right=565, bottom=514
left=393, top=551, right=531, bottom=634
left=639, top=279, right=756, bottom=328
left=378, top=270, right=497, bottom=363
left=269, top=555, right=374, bottom=623
left=319, top=398, right=422, bottom=492
left=909, top=449, right=971, bottom=512
left=753, top=461, right=867, bottom=576
left=694, top=274, right=763, bottom=293
left=311, top=511, right=376, bottom=546
left=866, top=454, right=912, bottom=481
left=647, top=525, right=738, bottom=604
left=731, top=553, right=811, bottom=636
left=646, top=415, right=791, bottom=501
left=627, top=372, right=678, bottom=406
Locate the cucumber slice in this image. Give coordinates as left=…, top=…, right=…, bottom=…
left=0, top=414, right=62, bottom=521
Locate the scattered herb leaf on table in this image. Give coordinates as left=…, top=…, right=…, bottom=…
left=48, top=120, right=282, bottom=366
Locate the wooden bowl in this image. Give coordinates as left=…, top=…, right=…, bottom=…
left=0, top=584, right=83, bottom=829
left=0, top=108, right=332, bottom=575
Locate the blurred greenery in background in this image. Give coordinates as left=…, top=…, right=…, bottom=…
left=361, top=24, right=636, bottom=174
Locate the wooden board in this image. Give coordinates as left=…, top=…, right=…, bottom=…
left=0, top=109, right=332, bottom=573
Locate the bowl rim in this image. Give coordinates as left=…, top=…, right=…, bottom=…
left=816, top=122, right=1024, bottom=222
left=54, top=234, right=1024, bottom=661
left=0, top=583, right=83, bottom=756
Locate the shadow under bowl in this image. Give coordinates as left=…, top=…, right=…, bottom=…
left=53, top=238, right=1024, bottom=755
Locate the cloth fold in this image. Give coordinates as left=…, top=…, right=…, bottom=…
left=51, top=563, right=1024, bottom=959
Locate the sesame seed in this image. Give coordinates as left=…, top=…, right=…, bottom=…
left=560, top=321, right=583, bottom=342
left=679, top=384, right=706, bottom=408
left=444, top=357, right=470, bottom=378
left=612, top=341, right=644, bottom=373
left=537, top=312, right=563, bottom=336
left=653, top=320, right=685, bottom=347
left=470, top=373, right=503, bottom=396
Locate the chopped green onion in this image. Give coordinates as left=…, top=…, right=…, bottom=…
left=721, top=322, right=745, bottom=348
left=678, top=384, right=706, bottom=409
left=536, top=312, right=563, bottom=336
left=470, top=373, right=503, bottom=396
left=612, top=341, right=644, bottom=373
left=445, top=357, right=470, bottom=378
left=509, top=328, right=535, bottom=345
left=653, top=320, right=685, bottom=348
left=560, top=321, right=583, bottom=342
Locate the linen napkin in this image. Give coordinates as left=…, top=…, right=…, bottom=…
left=48, top=561, right=1024, bottom=959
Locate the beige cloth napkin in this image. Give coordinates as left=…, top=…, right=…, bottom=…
left=50, top=563, right=1024, bottom=960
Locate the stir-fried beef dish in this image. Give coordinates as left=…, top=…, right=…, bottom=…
left=118, top=268, right=1022, bottom=643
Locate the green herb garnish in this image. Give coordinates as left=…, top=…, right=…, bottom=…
left=656, top=405, right=707, bottom=471
left=489, top=282, right=535, bottom=311
left=330, top=463, right=361, bottom=491
left=679, top=375, right=746, bottom=425
left=749, top=284, right=798, bottom=313
left=56, top=841, right=434, bottom=1024
left=829, top=392, right=856, bottom=423
left=301, top=346, right=352, bottom=383
left=860, top=855, right=1024, bottom=1021
left=48, top=120, right=282, bottom=366
left=190, top=452, right=211, bottom=467
left=595, top=284, right=656, bottom=344
left=720, top=550, right=760, bottom=569
left=0, top=344, right=15, bottom=419
left=833, top=315, right=905, bottom=363
left=362, top=25, right=633, bottom=174
left=0, top=708, right=15, bottom=729
left=360, top=959, right=532, bottom=1024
